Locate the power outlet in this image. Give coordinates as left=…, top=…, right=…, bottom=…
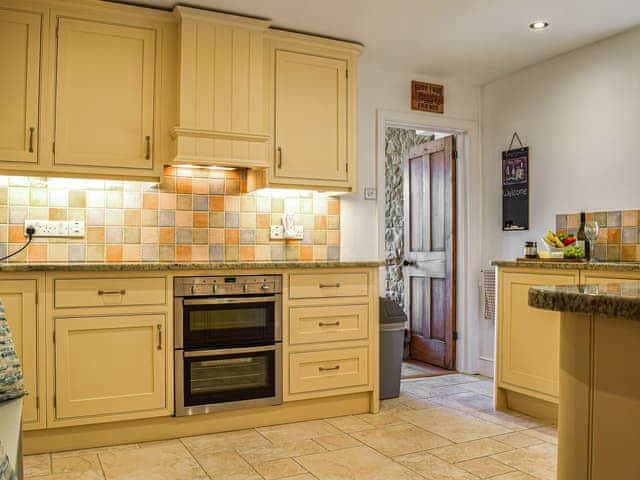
left=270, top=225, right=284, bottom=240
left=24, top=220, right=85, bottom=238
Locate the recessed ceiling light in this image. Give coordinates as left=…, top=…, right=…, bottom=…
left=529, top=20, right=549, bottom=30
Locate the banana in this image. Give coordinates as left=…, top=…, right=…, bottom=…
left=544, top=231, right=564, bottom=248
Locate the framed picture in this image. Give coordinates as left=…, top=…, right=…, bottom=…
left=411, top=81, right=444, bottom=114
left=502, top=146, right=529, bottom=231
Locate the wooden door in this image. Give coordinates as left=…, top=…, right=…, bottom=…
left=54, top=18, right=155, bottom=170
left=55, top=314, right=166, bottom=420
left=0, top=9, right=41, bottom=164
left=274, top=50, right=348, bottom=183
left=403, top=136, right=456, bottom=369
left=0, top=280, right=40, bottom=427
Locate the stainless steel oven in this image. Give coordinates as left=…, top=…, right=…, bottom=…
left=174, top=275, right=282, bottom=416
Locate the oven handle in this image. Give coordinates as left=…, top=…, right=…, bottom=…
left=183, top=295, right=279, bottom=306
left=183, top=344, right=279, bottom=358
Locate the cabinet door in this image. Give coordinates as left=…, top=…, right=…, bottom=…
left=581, top=270, right=640, bottom=285
left=0, top=9, right=40, bottom=164
left=55, top=314, right=166, bottom=420
left=499, top=270, right=579, bottom=402
left=54, top=18, right=155, bottom=170
left=0, top=280, right=39, bottom=427
left=274, top=50, right=348, bottom=183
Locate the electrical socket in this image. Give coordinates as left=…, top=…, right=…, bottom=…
left=270, top=225, right=284, bottom=240
left=24, top=220, right=85, bottom=238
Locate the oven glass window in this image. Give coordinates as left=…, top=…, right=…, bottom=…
left=184, top=349, right=276, bottom=407
left=183, top=301, right=275, bottom=348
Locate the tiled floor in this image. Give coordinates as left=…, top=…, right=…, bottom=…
left=401, top=360, right=452, bottom=379
left=24, top=374, right=557, bottom=480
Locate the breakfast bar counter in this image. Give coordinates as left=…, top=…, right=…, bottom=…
left=529, top=282, right=640, bottom=480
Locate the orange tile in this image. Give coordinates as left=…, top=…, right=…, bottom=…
left=210, top=195, right=225, bottom=211
left=209, top=228, right=224, bottom=244
left=124, top=210, right=141, bottom=226
left=314, top=215, right=327, bottom=229
left=176, top=177, right=192, bottom=194
left=159, top=193, right=176, bottom=210
left=28, top=244, right=47, bottom=262
left=163, top=166, right=177, bottom=177
left=256, top=214, right=270, bottom=228
left=176, top=245, right=192, bottom=261
left=49, top=208, right=67, bottom=221
left=192, top=179, right=209, bottom=195
left=142, top=192, right=158, bottom=209
left=176, top=210, right=193, bottom=227
left=224, top=169, right=242, bottom=180
left=8, top=226, right=24, bottom=243
left=597, top=227, right=608, bottom=244
left=299, top=245, right=313, bottom=261
left=607, top=227, right=621, bottom=244
left=225, top=229, right=239, bottom=244
left=141, top=227, right=159, bottom=244
left=328, top=199, right=340, bottom=215
left=86, top=226, right=105, bottom=243
left=585, top=212, right=594, bottom=222
left=159, top=227, right=175, bottom=244
left=621, top=245, right=638, bottom=262
left=239, top=245, right=255, bottom=261
left=328, top=230, right=340, bottom=245
left=193, top=212, right=208, bottom=228
left=106, top=245, right=123, bottom=262
left=622, top=210, right=639, bottom=227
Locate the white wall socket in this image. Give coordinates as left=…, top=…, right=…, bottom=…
left=270, top=225, right=284, bottom=240
left=24, top=220, right=85, bottom=238
left=270, top=224, right=304, bottom=240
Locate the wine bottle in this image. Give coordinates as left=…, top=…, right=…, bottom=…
left=576, top=212, right=590, bottom=260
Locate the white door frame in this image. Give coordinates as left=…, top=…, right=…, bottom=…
left=376, top=108, right=482, bottom=374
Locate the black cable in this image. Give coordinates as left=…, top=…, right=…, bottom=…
left=0, top=226, right=35, bottom=262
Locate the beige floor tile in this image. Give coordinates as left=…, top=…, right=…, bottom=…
left=99, top=440, right=208, bottom=480
left=279, top=476, right=316, bottom=480
left=470, top=410, right=546, bottom=431
left=24, top=454, right=51, bottom=477
left=399, top=396, right=441, bottom=410
left=313, top=433, right=363, bottom=451
left=401, top=383, right=471, bottom=399
left=295, top=445, right=422, bottom=480
left=181, top=429, right=271, bottom=456
left=430, top=392, right=495, bottom=412
left=257, top=420, right=340, bottom=443
left=253, top=458, right=307, bottom=479
left=458, top=381, right=494, bottom=396
left=429, top=438, right=513, bottom=463
left=26, top=471, right=104, bottom=480
left=238, top=439, right=325, bottom=465
left=457, top=457, right=515, bottom=478
left=51, top=454, right=101, bottom=474
left=324, top=415, right=375, bottom=433
left=490, top=472, right=539, bottom=480
left=354, top=410, right=407, bottom=427
left=192, top=451, right=261, bottom=480
left=491, top=432, right=545, bottom=449
left=351, top=423, right=451, bottom=456
left=523, top=426, right=558, bottom=445
left=491, top=443, right=557, bottom=480
left=393, top=451, right=478, bottom=480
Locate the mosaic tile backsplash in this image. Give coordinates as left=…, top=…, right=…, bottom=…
left=0, top=167, right=340, bottom=263
left=556, top=210, right=640, bottom=262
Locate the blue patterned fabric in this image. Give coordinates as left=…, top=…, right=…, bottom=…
left=0, top=299, right=24, bottom=402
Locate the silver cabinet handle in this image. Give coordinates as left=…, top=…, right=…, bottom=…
left=319, top=365, right=340, bottom=372
left=319, top=321, right=340, bottom=327
left=98, top=289, right=126, bottom=296
left=156, top=324, right=163, bottom=350
left=277, top=146, right=282, bottom=168
left=319, top=283, right=341, bottom=288
left=145, top=135, right=151, bottom=160
left=28, top=127, right=35, bottom=153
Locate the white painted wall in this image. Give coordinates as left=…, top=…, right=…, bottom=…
left=480, top=25, right=640, bottom=363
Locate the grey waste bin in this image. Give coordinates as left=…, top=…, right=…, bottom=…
left=379, top=297, right=407, bottom=399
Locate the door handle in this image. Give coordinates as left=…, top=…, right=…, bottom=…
left=318, top=365, right=340, bottom=372
left=319, top=283, right=341, bottom=288
left=319, top=321, right=340, bottom=327
left=145, top=135, right=151, bottom=160
left=156, top=324, right=163, bottom=350
left=277, top=146, right=282, bottom=168
left=403, top=260, right=417, bottom=267
left=98, top=289, right=126, bottom=296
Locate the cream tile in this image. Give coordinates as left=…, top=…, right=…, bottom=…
left=401, top=382, right=472, bottom=399
left=238, top=439, right=325, bottom=465
left=490, top=472, right=539, bottom=480
left=352, top=423, right=451, bottom=456
left=457, top=457, right=515, bottom=478
left=354, top=410, right=406, bottom=426
left=51, top=454, right=101, bottom=474
left=325, top=415, right=376, bottom=433
left=295, top=445, right=422, bottom=480
left=26, top=471, right=104, bottom=480
left=393, top=451, right=477, bottom=479
left=491, top=443, right=557, bottom=480
left=313, top=433, right=363, bottom=451
left=257, top=420, right=340, bottom=443
left=181, top=429, right=271, bottom=456
left=470, top=410, right=547, bottom=431
left=52, top=444, right=138, bottom=458
left=430, top=392, right=495, bottom=412
left=279, top=476, right=316, bottom=480
left=523, top=426, right=558, bottom=445
left=429, top=438, right=513, bottom=463
left=192, top=451, right=261, bottom=480
left=491, top=432, right=545, bottom=449
left=253, top=458, right=307, bottom=480
left=459, top=381, right=494, bottom=396
left=24, top=454, right=51, bottom=477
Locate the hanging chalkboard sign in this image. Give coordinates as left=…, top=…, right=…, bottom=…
left=502, top=133, right=529, bottom=231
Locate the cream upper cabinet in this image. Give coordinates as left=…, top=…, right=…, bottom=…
left=54, top=313, right=166, bottom=421
left=53, top=17, right=156, bottom=172
left=0, top=279, right=42, bottom=429
left=0, top=8, right=41, bottom=165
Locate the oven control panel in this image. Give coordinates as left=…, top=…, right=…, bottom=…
left=174, top=275, right=282, bottom=297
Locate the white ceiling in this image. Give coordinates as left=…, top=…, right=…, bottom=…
left=112, top=0, right=640, bottom=84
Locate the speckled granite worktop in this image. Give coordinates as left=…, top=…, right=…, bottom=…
left=0, top=261, right=383, bottom=272
left=529, top=282, right=640, bottom=321
left=492, top=260, right=640, bottom=272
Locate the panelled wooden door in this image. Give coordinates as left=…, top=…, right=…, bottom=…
left=403, top=136, right=456, bottom=369
left=54, top=18, right=156, bottom=170
left=0, top=9, right=41, bottom=164
left=274, top=50, right=348, bottom=182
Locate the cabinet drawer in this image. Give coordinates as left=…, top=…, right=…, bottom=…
left=54, top=277, right=166, bottom=309
left=289, top=304, right=368, bottom=345
left=289, top=273, right=368, bottom=299
left=289, top=347, right=369, bottom=394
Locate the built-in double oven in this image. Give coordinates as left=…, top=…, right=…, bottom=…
left=174, top=275, right=282, bottom=416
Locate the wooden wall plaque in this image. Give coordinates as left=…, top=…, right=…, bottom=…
left=411, top=81, right=444, bottom=114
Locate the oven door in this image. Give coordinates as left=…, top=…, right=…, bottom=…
left=175, top=344, right=282, bottom=416
left=175, top=295, right=281, bottom=349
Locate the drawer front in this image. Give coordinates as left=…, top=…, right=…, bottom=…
left=289, top=346, right=369, bottom=394
left=289, top=273, right=368, bottom=299
left=289, top=304, right=369, bottom=345
left=54, top=277, right=166, bottom=309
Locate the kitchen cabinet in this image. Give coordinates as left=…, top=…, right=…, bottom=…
left=54, top=313, right=166, bottom=421
left=580, top=269, right=640, bottom=284
left=0, top=8, right=41, bottom=165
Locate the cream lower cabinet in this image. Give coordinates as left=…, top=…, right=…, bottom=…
left=497, top=268, right=580, bottom=406
left=580, top=269, right=640, bottom=284
left=54, top=314, right=166, bottom=421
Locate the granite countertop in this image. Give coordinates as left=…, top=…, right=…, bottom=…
left=0, top=261, right=384, bottom=272
left=492, top=260, right=640, bottom=272
left=529, top=282, right=640, bottom=321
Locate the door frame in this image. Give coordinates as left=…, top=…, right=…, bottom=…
left=376, top=108, right=482, bottom=375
